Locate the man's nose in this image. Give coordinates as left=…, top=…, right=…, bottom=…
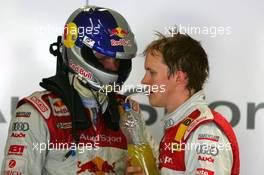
left=100, top=57, right=119, bottom=71
left=141, top=74, right=149, bottom=85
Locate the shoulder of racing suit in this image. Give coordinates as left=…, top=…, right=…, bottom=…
left=15, top=91, right=132, bottom=147
left=174, top=105, right=215, bottom=142
left=16, top=90, right=67, bottom=120
left=16, top=91, right=141, bottom=126
left=173, top=105, right=238, bottom=144
left=160, top=105, right=240, bottom=175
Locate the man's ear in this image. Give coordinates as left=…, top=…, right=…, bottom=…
left=175, top=70, right=188, bottom=86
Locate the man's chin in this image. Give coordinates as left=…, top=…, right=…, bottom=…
left=148, top=94, right=155, bottom=105
left=148, top=98, right=163, bottom=107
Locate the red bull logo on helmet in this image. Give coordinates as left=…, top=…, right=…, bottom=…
left=109, top=27, right=128, bottom=38
left=77, top=157, right=116, bottom=174
left=111, top=39, right=131, bottom=47
left=68, top=59, right=93, bottom=79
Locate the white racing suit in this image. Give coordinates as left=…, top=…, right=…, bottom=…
left=1, top=79, right=158, bottom=175
left=159, top=91, right=240, bottom=175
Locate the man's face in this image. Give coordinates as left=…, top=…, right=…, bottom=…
left=141, top=51, right=177, bottom=107
left=94, top=52, right=120, bottom=71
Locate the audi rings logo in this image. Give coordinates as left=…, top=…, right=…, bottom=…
left=196, top=144, right=219, bottom=156
left=12, top=122, right=29, bottom=131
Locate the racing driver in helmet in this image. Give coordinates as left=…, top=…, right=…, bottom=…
left=1, top=5, right=157, bottom=175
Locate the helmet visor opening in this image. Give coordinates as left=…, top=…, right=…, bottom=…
left=81, top=45, right=119, bottom=74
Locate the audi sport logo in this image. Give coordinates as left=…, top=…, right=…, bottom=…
left=198, top=155, right=214, bottom=163
left=11, top=132, right=26, bottom=138
left=12, top=122, right=29, bottom=131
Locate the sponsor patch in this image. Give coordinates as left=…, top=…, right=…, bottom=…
left=110, top=39, right=131, bottom=46
left=184, top=112, right=214, bottom=140
left=12, top=122, right=29, bottom=132
left=4, top=170, right=22, bottom=175
left=183, top=118, right=192, bottom=126
left=5, top=158, right=26, bottom=173
left=8, top=145, right=26, bottom=156
left=198, top=155, right=214, bottom=163
left=83, top=36, right=95, bottom=48
left=163, top=156, right=173, bottom=164
left=79, top=134, right=122, bottom=144
left=11, top=132, right=26, bottom=138
left=196, top=168, right=214, bottom=175
left=57, top=122, right=72, bottom=129
left=198, top=134, right=220, bottom=142
left=175, top=117, right=193, bottom=142
left=196, top=144, right=219, bottom=156
left=109, top=27, right=129, bottom=38
left=30, top=96, right=48, bottom=112
left=16, top=112, right=31, bottom=118
left=8, top=160, right=16, bottom=168
left=77, top=157, right=116, bottom=174
left=49, top=98, right=70, bottom=117
left=69, top=59, right=93, bottom=79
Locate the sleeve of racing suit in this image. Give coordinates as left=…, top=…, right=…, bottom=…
left=184, top=122, right=233, bottom=175
left=1, top=103, right=49, bottom=175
